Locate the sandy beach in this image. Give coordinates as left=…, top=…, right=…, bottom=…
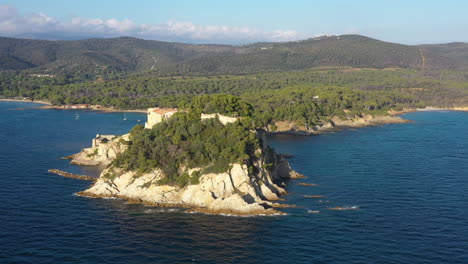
left=0, top=99, right=147, bottom=113
left=0, top=98, right=52, bottom=105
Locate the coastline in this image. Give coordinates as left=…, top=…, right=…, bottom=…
left=0, top=99, right=147, bottom=113
left=267, top=106, right=468, bottom=136
left=74, top=160, right=300, bottom=217
left=3, top=98, right=467, bottom=115
left=76, top=191, right=288, bottom=217
left=36, top=105, right=148, bottom=113
left=0, top=98, right=52, bottom=105
left=416, top=106, right=468, bottom=112
left=268, top=111, right=413, bottom=136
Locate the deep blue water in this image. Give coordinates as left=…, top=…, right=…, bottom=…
left=1, top=102, right=468, bottom=264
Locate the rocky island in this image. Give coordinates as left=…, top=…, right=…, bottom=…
left=67, top=94, right=415, bottom=215
left=74, top=96, right=303, bottom=216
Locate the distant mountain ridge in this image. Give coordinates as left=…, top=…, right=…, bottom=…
left=0, top=35, right=466, bottom=77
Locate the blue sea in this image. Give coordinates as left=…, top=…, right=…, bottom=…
left=1, top=101, right=468, bottom=264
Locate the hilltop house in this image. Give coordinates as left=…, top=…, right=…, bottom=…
left=145, top=108, right=179, bottom=128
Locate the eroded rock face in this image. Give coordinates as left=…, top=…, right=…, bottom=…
left=78, top=131, right=298, bottom=216
left=330, top=114, right=409, bottom=127
left=270, top=111, right=411, bottom=135
left=80, top=159, right=295, bottom=216
left=70, top=134, right=130, bottom=166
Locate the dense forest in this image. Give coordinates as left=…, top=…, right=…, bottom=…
left=3, top=67, right=468, bottom=128
left=1, top=34, right=468, bottom=79
left=2, top=35, right=468, bottom=129
left=3, top=68, right=447, bottom=128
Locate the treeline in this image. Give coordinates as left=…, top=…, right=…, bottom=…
left=3, top=68, right=468, bottom=108
left=187, top=94, right=253, bottom=117
left=3, top=68, right=468, bottom=125
left=245, top=85, right=422, bottom=129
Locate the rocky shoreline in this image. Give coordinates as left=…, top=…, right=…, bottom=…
left=59, top=105, right=468, bottom=216
left=48, top=169, right=96, bottom=181
left=69, top=134, right=130, bottom=167
left=268, top=112, right=412, bottom=136
left=267, top=106, right=468, bottom=136
left=0, top=99, right=147, bottom=113
left=76, top=160, right=303, bottom=216
left=69, top=130, right=303, bottom=216
left=36, top=104, right=147, bottom=113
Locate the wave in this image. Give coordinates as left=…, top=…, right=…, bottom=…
left=328, top=206, right=359, bottom=211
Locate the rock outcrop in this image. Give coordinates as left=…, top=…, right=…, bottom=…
left=70, top=134, right=130, bottom=166
left=48, top=169, right=96, bottom=181
left=270, top=112, right=410, bottom=135
left=329, top=114, right=410, bottom=128
left=77, top=130, right=302, bottom=216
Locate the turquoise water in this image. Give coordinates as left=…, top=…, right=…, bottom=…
left=1, top=101, right=467, bottom=263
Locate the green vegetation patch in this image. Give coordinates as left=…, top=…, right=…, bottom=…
left=111, top=111, right=260, bottom=187
left=189, top=94, right=253, bottom=117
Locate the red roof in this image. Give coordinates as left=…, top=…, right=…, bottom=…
left=151, top=108, right=178, bottom=115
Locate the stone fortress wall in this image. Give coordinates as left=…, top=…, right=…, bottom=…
left=145, top=108, right=239, bottom=128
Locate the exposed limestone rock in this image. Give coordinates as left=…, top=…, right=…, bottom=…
left=269, top=121, right=316, bottom=135
left=313, top=122, right=334, bottom=131
left=77, top=130, right=298, bottom=216
left=271, top=113, right=410, bottom=135
left=70, top=134, right=130, bottom=166
left=271, top=156, right=305, bottom=180
left=80, top=158, right=295, bottom=216
left=48, top=169, right=96, bottom=181
left=330, top=114, right=410, bottom=127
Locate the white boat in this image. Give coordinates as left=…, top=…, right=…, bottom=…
left=123, top=111, right=127, bottom=121
left=75, top=112, right=80, bottom=120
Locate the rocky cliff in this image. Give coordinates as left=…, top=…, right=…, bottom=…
left=70, top=134, right=130, bottom=166
left=77, top=131, right=303, bottom=216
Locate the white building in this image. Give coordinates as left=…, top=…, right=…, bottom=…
left=144, top=107, right=239, bottom=129
left=144, top=108, right=178, bottom=128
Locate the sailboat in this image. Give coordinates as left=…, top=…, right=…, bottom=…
left=123, top=111, right=127, bottom=121
left=75, top=112, right=80, bottom=120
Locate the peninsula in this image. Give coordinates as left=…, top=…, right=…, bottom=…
left=74, top=95, right=303, bottom=216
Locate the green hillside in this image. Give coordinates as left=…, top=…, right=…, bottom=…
left=0, top=34, right=465, bottom=80
left=2, top=34, right=468, bottom=129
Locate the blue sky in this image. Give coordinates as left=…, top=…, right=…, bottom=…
left=2, top=0, right=468, bottom=44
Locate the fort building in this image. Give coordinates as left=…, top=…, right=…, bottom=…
left=145, top=108, right=179, bottom=128
left=144, top=108, right=239, bottom=129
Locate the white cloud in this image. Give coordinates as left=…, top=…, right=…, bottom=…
left=0, top=5, right=305, bottom=43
